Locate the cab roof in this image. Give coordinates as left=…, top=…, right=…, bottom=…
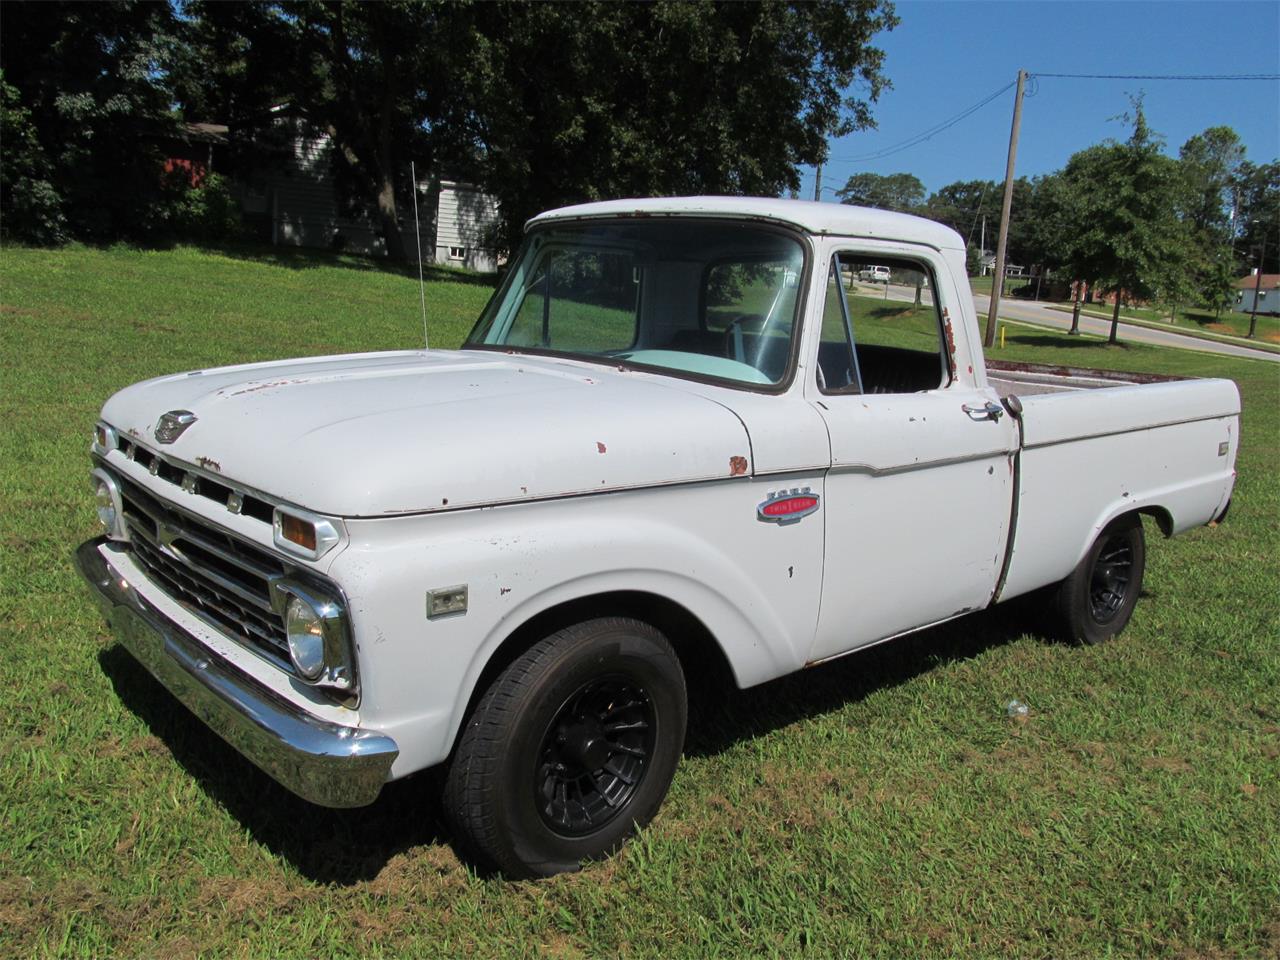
left=526, top=196, right=965, bottom=251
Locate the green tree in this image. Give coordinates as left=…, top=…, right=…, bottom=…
left=0, top=1, right=184, bottom=242
left=1179, top=126, right=1245, bottom=241
left=1233, top=161, right=1279, bottom=275
left=1177, top=126, right=1247, bottom=312
left=1055, top=102, right=1191, bottom=344
left=462, top=1, right=898, bottom=250
left=836, top=171, right=925, bottom=211
left=922, top=177, right=1036, bottom=267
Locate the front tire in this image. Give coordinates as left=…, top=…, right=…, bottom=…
left=443, top=618, right=687, bottom=878
left=1052, top=514, right=1146, bottom=644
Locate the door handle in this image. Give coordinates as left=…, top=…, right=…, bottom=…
left=962, top=401, right=1004, bottom=422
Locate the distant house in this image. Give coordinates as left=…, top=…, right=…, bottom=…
left=236, top=111, right=501, bottom=271
left=157, top=122, right=230, bottom=187
left=433, top=181, right=501, bottom=272
left=978, top=253, right=1025, bottom=278
left=1235, top=272, right=1280, bottom=315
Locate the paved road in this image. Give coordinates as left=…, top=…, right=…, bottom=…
left=973, top=293, right=1280, bottom=364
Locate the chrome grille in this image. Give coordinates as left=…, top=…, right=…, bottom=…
left=113, top=470, right=290, bottom=663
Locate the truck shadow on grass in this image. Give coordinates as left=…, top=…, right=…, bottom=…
left=97, top=593, right=1073, bottom=885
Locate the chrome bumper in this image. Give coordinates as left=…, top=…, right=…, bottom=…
left=75, top=538, right=397, bottom=808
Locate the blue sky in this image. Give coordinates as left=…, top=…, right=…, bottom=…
left=799, top=0, right=1280, bottom=200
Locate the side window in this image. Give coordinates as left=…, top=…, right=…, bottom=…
left=815, top=254, right=949, bottom=394
left=508, top=248, right=639, bottom=351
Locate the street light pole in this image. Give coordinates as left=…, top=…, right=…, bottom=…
left=1248, top=230, right=1267, bottom=339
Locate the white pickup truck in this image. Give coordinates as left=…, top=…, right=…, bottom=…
left=77, top=197, right=1239, bottom=877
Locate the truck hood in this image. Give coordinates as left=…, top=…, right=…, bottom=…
left=100, top=350, right=754, bottom=517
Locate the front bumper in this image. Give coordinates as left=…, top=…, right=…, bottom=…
left=75, top=538, right=398, bottom=808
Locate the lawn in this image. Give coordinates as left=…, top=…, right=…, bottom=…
left=1056, top=302, right=1280, bottom=350
left=2, top=244, right=1278, bottom=958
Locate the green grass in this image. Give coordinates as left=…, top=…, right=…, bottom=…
left=1043, top=302, right=1280, bottom=354
left=3, top=243, right=1278, bottom=958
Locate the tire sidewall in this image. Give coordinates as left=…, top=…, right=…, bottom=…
left=491, top=622, right=686, bottom=876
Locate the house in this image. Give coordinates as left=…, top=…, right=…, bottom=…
left=1235, top=272, right=1280, bottom=315
left=158, top=122, right=230, bottom=187
left=236, top=111, right=501, bottom=271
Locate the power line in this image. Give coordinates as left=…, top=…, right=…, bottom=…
left=820, top=70, right=1278, bottom=175
left=829, top=79, right=1016, bottom=164
left=1032, top=72, right=1280, bottom=80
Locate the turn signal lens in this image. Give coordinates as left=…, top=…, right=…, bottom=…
left=272, top=508, right=342, bottom=560
left=280, top=513, right=317, bottom=551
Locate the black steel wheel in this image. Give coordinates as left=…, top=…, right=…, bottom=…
left=443, top=618, right=686, bottom=878
left=1052, top=514, right=1146, bottom=644
left=1089, top=535, right=1135, bottom=624
left=535, top=677, right=657, bottom=836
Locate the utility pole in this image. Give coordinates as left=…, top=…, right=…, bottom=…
left=813, top=163, right=823, bottom=202
left=983, top=69, right=1027, bottom=348
left=1249, top=230, right=1267, bottom=338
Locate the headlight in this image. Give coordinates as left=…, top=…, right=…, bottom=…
left=94, top=479, right=117, bottom=534
left=276, top=582, right=355, bottom=694
left=90, top=469, right=127, bottom=541
left=286, top=596, right=327, bottom=680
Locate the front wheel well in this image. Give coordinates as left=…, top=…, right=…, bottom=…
left=453, top=591, right=735, bottom=752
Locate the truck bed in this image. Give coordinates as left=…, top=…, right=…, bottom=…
left=987, top=359, right=1185, bottom=397
left=991, top=362, right=1239, bottom=603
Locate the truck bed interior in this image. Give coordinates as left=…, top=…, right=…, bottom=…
left=986, top=361, right=1186, bottom=397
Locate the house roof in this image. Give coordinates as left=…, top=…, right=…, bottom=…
left=527, top=197, right=965, bottom=251
left=1235, top=273, right=1280, bottom=289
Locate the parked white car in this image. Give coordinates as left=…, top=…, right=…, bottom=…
left=78, top=197, right=1239, bottom=877
left=858, top=264, right=892, bottom=283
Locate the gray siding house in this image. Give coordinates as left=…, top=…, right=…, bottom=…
left=1235, top=272, right=1280, bottom=316
left=245, top=116, right=501, bottom=271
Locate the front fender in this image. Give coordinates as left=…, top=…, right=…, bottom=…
left=331, top=476, right=825, bottom=776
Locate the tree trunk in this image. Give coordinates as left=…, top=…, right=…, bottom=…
left=1109, top=295, right=1121, bottom=345
left=1069, top=280, right=1082, bottom=335
left=372, top=10, right=407, bottom=264
left=375, top=169, right=407, bottom=263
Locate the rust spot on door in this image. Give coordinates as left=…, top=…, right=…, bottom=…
left=596, top=442, right=607, bottom=454
left=729, top=455, right=749, bottom=476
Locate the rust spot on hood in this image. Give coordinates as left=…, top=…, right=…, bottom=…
left=729, top=455, right=749, bottom=476
left=195, top=456, right=222, bottom=473
left=596, top=441, right=607, bottom=454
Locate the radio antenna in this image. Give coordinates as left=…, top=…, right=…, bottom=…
left=410, top=161, right=429, bottom=350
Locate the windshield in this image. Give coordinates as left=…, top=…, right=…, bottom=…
left=466, top=220, right=806, bottom=387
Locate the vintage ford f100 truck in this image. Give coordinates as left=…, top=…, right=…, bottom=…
left=77, top=197, right=1239, bottom=877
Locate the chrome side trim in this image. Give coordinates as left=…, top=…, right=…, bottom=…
left=75, top=538, right=396, bottom=808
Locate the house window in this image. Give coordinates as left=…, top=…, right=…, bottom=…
left=449, top=246, right=467, bottom=260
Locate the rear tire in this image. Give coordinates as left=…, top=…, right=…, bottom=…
left=1052, top=514, right=1146, bottom=644
left=443, top=617, right=686, bottom=878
